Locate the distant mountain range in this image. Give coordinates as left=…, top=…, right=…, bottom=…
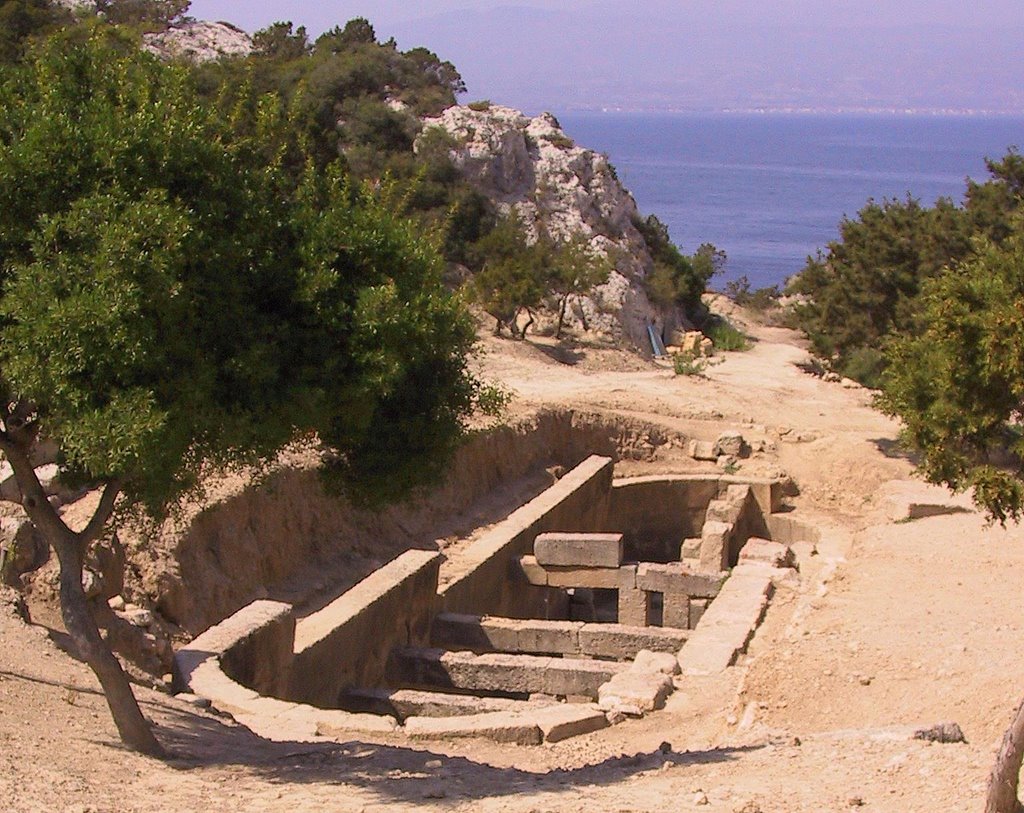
left=386, top=3, right=1024, bottom=114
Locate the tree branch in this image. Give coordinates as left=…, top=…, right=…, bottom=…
left=0, top=434, right=76, bottom=547
left=79, top=480, right=121, bottom=546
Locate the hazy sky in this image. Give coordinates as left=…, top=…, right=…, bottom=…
left=187, top=0, right=1024, bottom=34
left=184, top=1, right=1024, bottom=112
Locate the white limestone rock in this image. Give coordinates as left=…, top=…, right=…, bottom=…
left=144, top=21, right=252, bottom=63
left=420, top=104, right=683, bottom=348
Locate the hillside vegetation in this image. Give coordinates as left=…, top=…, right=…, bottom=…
left=3, top=0, right=716, bottom=344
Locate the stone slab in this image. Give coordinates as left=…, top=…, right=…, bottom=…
left=578, top=623, right=689, bottom=660
left=678, top=566, right=773, bottom=675
left=515, top=555, right=549, bottom=586
left=635, top=562, right=726, bottom=597
left=404, top=712, right=543, bottom=745
left=598, top=671, right=674, bottom=713
left=630, top=649, right=680, bottom=676
left=430, top=613, right=582, bottom=655
left=534, top=703, right=609, bottom=742
left=545, top=565, right=624, bottom=589
left=534, top=532, right=624, bottom=568
left=341, top=687, right=549, bottom=720
left=430, top=613, right=520, bottom=652
left=389, top=648, right=626, bottom=698
left=739, top=537, right=796, bottom=569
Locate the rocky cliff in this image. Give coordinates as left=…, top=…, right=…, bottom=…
left=143, top=20, right=252, bottom=62
left=421, top=104, right=676, bottom=349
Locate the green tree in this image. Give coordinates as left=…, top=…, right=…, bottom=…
left=635, top=215, right=718, bottom=313
left=0, top=30, right=481, bottom=755
left=789, top=195, right=972, bottom=381
left=874, top=225, right=1024, bottom=813
left=469, top=213, right=546, bottom=337
left=252, top=20, right=310, bottom=60
left=541, top=234, right=611, bottom=338
left=94, top=0, right=190, bottom=30
left=0, top=0, right=71, bottom=64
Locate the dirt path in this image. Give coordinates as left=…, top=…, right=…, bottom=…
left=2, top=309, right=1022, bottom=813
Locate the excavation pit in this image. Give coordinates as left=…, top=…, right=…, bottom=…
left=174, top=455, right=817, bottom=744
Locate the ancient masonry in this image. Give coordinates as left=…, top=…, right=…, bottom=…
left=174, top=456, right=818, bottom=745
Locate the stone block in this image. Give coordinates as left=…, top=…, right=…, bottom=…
left=618, top=586, right=651, bottom=627
left=715, top=432, right=746, bottom=458
left=540, top=658, right=628, bottom=698
left=515, top=619, right=582, bottom=655
left=699, top=520, right=733, bottom=573
left=430, top=613, right=520, bottom=652
left=313, top=708, right=398, bottom=736
left=680, top=537, right=702, bottom=559
left=687, top=440, right=718, bottom=461
left=705, top=499, right=740, bottom=524
left=598, top=671, right=674, bottom=714
left=630, top=649, right=680, bottom=676
left=578, top=623, right=689, bottom=660
left=546, top=565, right=622, bottom=589
left=390, top=648, right=623, bottom=698
left=354, top=688, right=548, bottom=720
left=404, top=712, right=543, bottom=745
left=738, top=537, right=796, bottom=569
left=534, top=532, right=624, bottom=568
left=662, top=593, right=690, bottom=629
left=535, top=703, right=609, bottom=742
left=515, top=555, right=548, bottom=586
left=635, top=562, right=726, bottom=597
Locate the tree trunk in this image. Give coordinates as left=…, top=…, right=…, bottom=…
left=520, top=308, right=535, bottom=339
left=0, top=428, right=163, bottom=757
left=51, top=532, right=165, bottom=757
left=987, top=695, right=1024, bottom=813
left=575, top=294, right=590, bottom=332
left=555, top=295, right=568, bottom=339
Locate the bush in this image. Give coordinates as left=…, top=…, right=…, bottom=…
left=724, top=275, right=781, bottom=312
left=839, top=346, right=886, bottom=388
left=704, top=317, right=750, bottom=351
left=673, top=352, right=707, bottom=376
left=467, top=99, right=491, bottom=111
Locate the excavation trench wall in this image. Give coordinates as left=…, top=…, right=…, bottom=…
left=118, top=409, right=678, bottom=635
left=177, top=460, right=793, bottom=715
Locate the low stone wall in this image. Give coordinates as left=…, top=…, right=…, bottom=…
left=439, top=455, right=614, bottom=619
left=610, top=475, right=783, bottom=562
left=289, top=549, right=442, bottom=708
left=174, top=599, right=295, bottom=699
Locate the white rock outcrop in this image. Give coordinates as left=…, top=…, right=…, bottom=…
left=421, top=105, right=675, bottom=348
left=143, top=21, right=252, bottom=62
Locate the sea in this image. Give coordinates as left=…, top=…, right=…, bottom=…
left=555, top=112, right=1024, bottom=290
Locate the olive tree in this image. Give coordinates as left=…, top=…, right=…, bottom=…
left=0, top=31, right=481, bottom=756
left=876, top=227, right=1024, bottom=812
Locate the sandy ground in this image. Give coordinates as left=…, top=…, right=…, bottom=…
left=2, top=302, right=1023, bottom=813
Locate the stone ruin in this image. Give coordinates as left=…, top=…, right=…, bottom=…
left=174, top=456, right=817, bottom=745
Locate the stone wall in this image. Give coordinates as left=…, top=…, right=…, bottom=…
left=608, top=475, right=783, bottom=562
left=289, top=549, right=442, bottom=708
left=439, top=455, right=614, bottom=619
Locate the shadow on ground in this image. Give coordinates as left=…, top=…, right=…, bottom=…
left=152, top=701, right=758, bottom=805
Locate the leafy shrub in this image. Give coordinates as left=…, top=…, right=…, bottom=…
left=673, top=352, right=707, bottom=376
left=704, top=317, right=750, bottom=351
left=839, top=346, right=886, bottom=389
left=545, top=133, right=574, bottom=149
left=467, top=99, right=491, bottom=111
left=724, top=275, right=781, bottom=312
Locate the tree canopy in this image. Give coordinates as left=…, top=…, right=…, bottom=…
left=0, top=27, right=484, bottom=753
left=788, top=150, right=1024, bottom=386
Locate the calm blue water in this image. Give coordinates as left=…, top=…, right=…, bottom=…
left=556, top=112, right=1024, bottom=289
